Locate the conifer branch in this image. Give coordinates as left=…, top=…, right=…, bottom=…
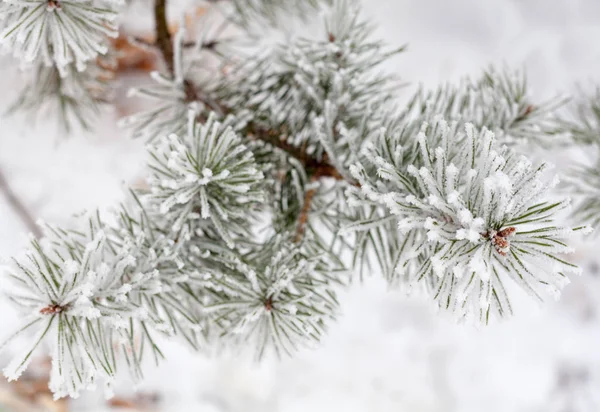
left=152, top=0, right=348, bottom=184
left=1, top=0, right=589, bottom=400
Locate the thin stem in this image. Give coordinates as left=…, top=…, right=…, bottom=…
left=132, top=37, right=221, bottom=52
left=295, top=186, right=317, bottom=243
left=154, top=0, right=174, bottom=72
left=246, top=123, right=346, bottom=181
left=0, top=167, right=42, bottom=239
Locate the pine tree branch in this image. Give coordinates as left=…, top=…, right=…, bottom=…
left=0, top=167, right=42, bottom=239
left=152, top=0, right=355, bottom=247
left=152, top=0, right=349, bottom=184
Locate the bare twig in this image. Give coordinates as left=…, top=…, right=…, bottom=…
left=132, top=37, right=221, bottom=52
left=182, top=39, right=221, bottom=50
left=154, top=0, right=174, bottom=72
left=0, top=167, right=42, bottom=239
left=246, top=123, right=347, bottom=181
left=295, top=186, right=317, bottom=243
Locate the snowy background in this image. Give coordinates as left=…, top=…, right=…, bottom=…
left=1, top=0, right=600, bottom=411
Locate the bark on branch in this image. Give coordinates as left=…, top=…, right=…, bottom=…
left=154, top=0, right=174, bottom=72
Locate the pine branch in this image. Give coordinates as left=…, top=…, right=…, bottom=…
left=349, top=119, right=584, bottom=323
left=0, top=167, right=42, bottom=239
left=0, top=0, right=118, bottom=73
left=151, top=0, right=349, bottom=184
left=1, top=0, right=589, bottom=399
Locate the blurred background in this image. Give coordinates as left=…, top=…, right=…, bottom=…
left=1, top=0, right=600, bottom=411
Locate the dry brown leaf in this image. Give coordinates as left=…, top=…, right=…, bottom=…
left=111, top=35, right=158, bottom=73
left=107, top=392, right=161, bottom=411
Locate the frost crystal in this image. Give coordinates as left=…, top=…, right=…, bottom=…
left=7, top=59, right=114, bottom=131
left=0, top=0, right=119, bottom=73
left=398, top=68, right=565, bottom=146
left=0, top=0, right=590, bottom=400
left=198, top=236, right=341, bottom=358
left=351, top=119, right=584, bottom=323
left=0, top=208, right=201, bottom=398
left=225, top=0, right=402, bottom=166
left=144, top=112, right=265, bottom=247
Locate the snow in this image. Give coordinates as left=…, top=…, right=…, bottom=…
left=1, top=0, right=600, bottom=410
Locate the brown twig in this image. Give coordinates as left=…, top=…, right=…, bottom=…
left=245, top=123, right=347, bottom=181
left=294, top=185, right=317, bottom=243
left=182, top=39, right=221, bottom=50
left=0, top=167, right=42, bottom=239
left=132, top=37, right=220, bottom=52
left=154, top=0, right=174, bottom=72
left=293, top=159, right=349, bottom=243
